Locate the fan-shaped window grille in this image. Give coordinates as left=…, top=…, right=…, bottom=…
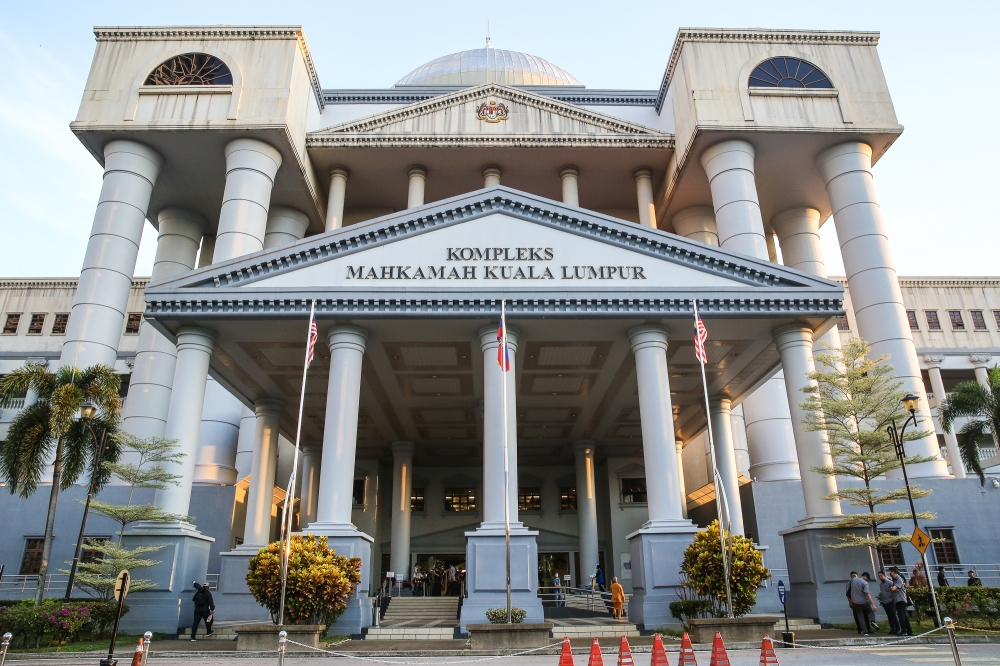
left=748, top=57, right=832, bottom=89
left=145, top=53, right=233, bottom=86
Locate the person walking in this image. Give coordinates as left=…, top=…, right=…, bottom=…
left=610, top=576, right=625, bottom=620
left=594, top=563, right=606, bottom=593
left=877, top=571, right=900, bottom=635
left=553, top=574, right=564, bottom=608
left=190, top=581, right=215, bottom=641
left=847, top=571, right=876, bottom=635
left=968, top=570, right=984, bottom=586
left=889, top=567, right=913, bottom=636
left=937, top=567, right=949, bottom=587
left=860, top=573, right=880, bottom=631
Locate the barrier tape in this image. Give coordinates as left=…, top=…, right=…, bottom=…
left=770, top=626, right=945, bottom=650
left=284, top=637, right=568, bottom=664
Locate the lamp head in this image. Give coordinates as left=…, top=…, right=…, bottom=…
left=79, top=400, right=97, bottom=420
left=902, top=393, right=919, bottom=414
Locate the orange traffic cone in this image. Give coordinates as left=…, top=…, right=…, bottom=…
left=130, top=637, right=143, bottom=666
left=587, top=637, right=605, bottom=666
left=759, top=635, right=779, bottom=665
left=651, top=633, right=671, bottom=666
left=617, top=636, right=635, bottom=666
left=559, top=636, right=575, bottom=666
left=678, top=633, right=697, bottom=666
left=709, top=632, right=730, bottom=666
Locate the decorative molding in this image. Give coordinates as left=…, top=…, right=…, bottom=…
left=970, top=354, right=993, bottom=367
left=323, top=87, right=659, bottom=106
left=832, top=276, right=1000, bottom=288
left=307, top=134, right=673, bottom=150
left=923, top=354, right=945, bottom=367
left=0, top=278, right=149, bottom=289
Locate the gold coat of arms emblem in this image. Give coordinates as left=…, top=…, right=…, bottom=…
left=476, top=99, right=509, bottom=123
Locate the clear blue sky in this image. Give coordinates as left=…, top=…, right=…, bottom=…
left=1, top=0, right=997, bottom=277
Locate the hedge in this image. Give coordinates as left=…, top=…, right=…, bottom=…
left=908, top=586, right=1000, bottom=628
left=0, top=599, right=129, bottom=647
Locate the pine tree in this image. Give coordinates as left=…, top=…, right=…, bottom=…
left=66, top=540, right=163, bottom=602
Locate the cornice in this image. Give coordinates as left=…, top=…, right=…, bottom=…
left=93, top=25, right=324, bottom=111
left=0, top=278, right=148, bottom=289
left=323, top=87, right=658, bottom=107
left=306, top=134, right=674, bottom=150
left=655, top=27, right=881, bottom=113
left=832, top=276, right=1000, bottom=288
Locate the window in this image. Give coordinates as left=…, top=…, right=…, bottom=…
left=907, top=311, right=920, bottom=331
left=560, top=486, right=577, bottom=511
left=352, top=478, right=366, bottom=506
left=145, top=53, right=233, bottom=86
left=971, top=311, right=988, bottom=331
left=3, top=314, right=21, bottom=335
left=444, top=487, right=476, bottom=512
left=837, top=317, right=850, bottom=331
left=410, top=489, right=425, bottom=512
left=925, top=311, right=942, bottom=330
left=994, top=311, right=1000, bottom=330
left=518, top=487, right=541, bottom=512
left=949, top=311, right=965, bottom=330
left=876, top=531, right=906, bottom=568
left=51, top=313, right=69, bottom=335
left=621, top=478, right=647, bottom=504
left=19, top=538, right=44, bottom=575
left=81, top=538, right=109, bottom=564
left=931, top=529, right=960, bottom=564
left=27, top=314, right=45, bottom=335
left=125, top=313, right=142, bottom=334
left=748, top=57, right=833, bottom=89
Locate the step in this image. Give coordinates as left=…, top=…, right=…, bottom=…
left=365, top=627, right=456, bottom=640
left=553, top=625, right=640, bottom=638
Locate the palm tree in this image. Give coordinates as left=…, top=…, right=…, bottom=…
left=939, top=366, right=1000, bottom=485
left=0, top=362, right=122, bottom=604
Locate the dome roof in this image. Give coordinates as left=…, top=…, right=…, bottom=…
left=395, top=47, right=583, bottom=87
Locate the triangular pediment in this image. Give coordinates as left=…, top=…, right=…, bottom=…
left=308, top=83, right=671, bottom=142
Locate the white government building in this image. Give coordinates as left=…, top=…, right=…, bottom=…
left=2, top=25, right=1000, bottom=636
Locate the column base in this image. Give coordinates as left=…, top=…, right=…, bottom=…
left=119, top=521, right=214, bottom=636
left=218, top=544, right=272, bottom=622
left=302, top=523, right=374, bottom=635
left=779, top=520, right=871, bottom=624
left=459, top=525, right=544, bottom=632
left=626, top=520, right=700, bottom=631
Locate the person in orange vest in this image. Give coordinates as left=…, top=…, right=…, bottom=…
left=610, top=576, right=625, bottom=619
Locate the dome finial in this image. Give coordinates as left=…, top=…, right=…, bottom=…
left=486, top=19, right=491, bottom=48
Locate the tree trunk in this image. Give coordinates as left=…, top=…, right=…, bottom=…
left=34, top=437, right=64, bottom=605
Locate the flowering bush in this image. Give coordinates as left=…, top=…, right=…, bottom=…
left=0, top=600, right=127, bottom=647
left=908, top=587, right=1000, bottom=629
left=484, top=607, right=527, bottom=624
left=680, top=520, right=770, bottom=618
left=47, top=604, right=90, bottom=643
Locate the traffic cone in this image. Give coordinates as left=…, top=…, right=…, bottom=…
left=678, top=633, right=697, bottom=666
left=617, top=636, right=635, bottom=666
left=709, top=632, right=730, bottom=666
left=130, top=637, right=143, bottom=666
left=587, top=637, right=604, bottom=666
left=651, top=634, right=671, bottom=666
left=759, top=635, right=779, bottom=665
left=559, top=636, right=575, bottom=666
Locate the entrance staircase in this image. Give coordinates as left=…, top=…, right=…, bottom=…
left=365, top=597, right=460, bottom=640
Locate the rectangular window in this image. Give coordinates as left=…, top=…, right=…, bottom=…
left=444, top=487, right=476, bottom=512
left=352, top=478, right=366, bottom=506
left=81, top=538, right=109, bottom=564
left=971, top=311, right=988, bottom=331
left=907, top=310, right=920, bottom=331
left=931, top=529, right=960, bottom=564
left=949, top=311, right=965, bottom=330
left=994, top=311, right=1000, bottom=330
left=3, top=314, right=21, bottom=335
left=560, top=486, right=577, bottom=511
left=925, top=311, right=942, bottom=330
left=19, top=538, right=44, bottom=575
left=876, top=531, right=906, bottom=568
left=124, top=313, right=142, bottom=334
left=51, top=313, right=69, bottom=335
left=27, top=314, right=45, bottom=335
left=621, top=478, right=648, bottom=504
left=410, top=489, right=425, bottom=512
left=518, top=487, right=541, bottom=512
left=836, top=317, right=850, bottom=331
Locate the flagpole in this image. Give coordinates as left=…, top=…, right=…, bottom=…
left=500, top=300, right=513, bottom=623
left=693, top=300, right=734, bottom=618
left=278, top=299, right=316, bottom=626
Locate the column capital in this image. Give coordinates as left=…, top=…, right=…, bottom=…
left=479, top=323, right=519, bottom=352
left=560, top=165, right=579, bottom=179
left=392, top=441, right=415, bottom=457
left=675, top=439, right=685, bottom=453
left=407, top=166, right=427, bottom=179
left=157, top=207, right=208, bottom=237
left=770, top=207, right=821, bottom=239
left=301, top=441, right=323, bottom=456
left=923, top=354, right=945, bottom=368
left=632, top=167, right=652, bottom=182
left=254, top=398, right=284, bottom=418
left=815, top=141, right=873, bottom=185
left=327, top=325, right=369, bottom=353
left=174, top=326, right=216, bottom=353
left=699, top=139, right=756, bottom=178
left=628, top=324, right=668, bottom=353
left=103, top=139, right=164, bottom=183
left=572, top=440, right=596, bottom=456
left=709, top=395, right=732, bottom=412
left=482, top=165, right=502, bottom=182
left=970, top=354, right=993, bottom=369
left=224, top=138, right=282, bottom=180
left=329, top=166, right=350, bottom=179
left=772, top=323, right=815, bottom=352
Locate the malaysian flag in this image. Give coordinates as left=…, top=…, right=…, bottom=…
left=305, top=306, right=318, bottom=369
left=497, top=312, right=510, bottom=372
left=694, top=312, right=709, bottom=366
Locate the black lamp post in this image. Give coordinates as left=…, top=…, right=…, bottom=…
left=65, top=400, right=107, bottom=599
left=886, top=392, right=942, bottom=627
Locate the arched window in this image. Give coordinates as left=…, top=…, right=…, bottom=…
left=748, top=57, right=832, bottom=89
left=144, top=53, right=233, bottom=86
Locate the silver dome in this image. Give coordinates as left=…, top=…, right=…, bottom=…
left=395, top=47, right=583, bottom=87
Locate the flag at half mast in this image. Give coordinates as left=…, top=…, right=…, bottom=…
left=694, top=312, right=709, bottom=365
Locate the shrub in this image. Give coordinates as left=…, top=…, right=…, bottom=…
left=485, top=607, right=527, bottom=624
left=0, top=601, right=51, bottom=648
left=680, top=520, right=770, bottom=617
left=246, top=534, right=362, bottom=625
left=78, top=600, right=129, bottom=638
left=46, top=604, right=90, bottom=644
left=909, top=587, right=1000, bottom=629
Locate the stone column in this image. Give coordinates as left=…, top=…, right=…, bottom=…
left=242, top=400, right=284, bottom=547
left=709, top=397, right=745, bottom=536
left=633, top=168, right=656, bottom=228
left=925, top=356, right=966, bottom=479
left=560, top=166, right=580, bottom=207
left=483, top=166, right=502, bottom=188
left=299, top=442, right=323, bottom=527
left=121, top=208, right=205, bottom=440
left=192, top=379, right=243, bottom=485
left=214, top=139, right=282, bottom=261
left=61, top=140, right=163, bottom=368
left=407, top=167, right=427, bottom=208
left=817, top=142, right=948, bottom=477
left=263, top=206, right=309, bottom=250
left=971, top=354, right=992, bottom=388
left=675, top=440, right=688, bottom=519
left=573, top=441, right=600, bottom=583
left=390, top=442, right=415, bottom=580
left=743, top=376, right=800, bottom=481
left=700, top=140, right=768, bottom=258
left=325, top=168, right=349, bottom=231
left=234, top=406, right=256, bottom=480
left=671, top=206, right=719, bottom=246
left=197, top=235, right=216, bottom=268
left=478, top=325, right=521, bottom=528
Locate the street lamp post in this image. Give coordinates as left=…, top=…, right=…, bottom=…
left=886, top=393, right=942, bottom=627
left=65, top=401, right=107, bottom=599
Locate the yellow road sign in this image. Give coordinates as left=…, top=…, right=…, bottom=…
left=113, top=569, right=130, bottom=602
left=911, top=527, right=931, bottom=555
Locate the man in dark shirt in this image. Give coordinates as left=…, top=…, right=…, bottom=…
left=968, top=571, right=984, bottom=587
left=191, top=581, right=216, bottom=641
left=937, top=567, right=949, bottom=587
left=877, top=571, right=900, bottom=635
left=888, top=567, right=913, bottom=636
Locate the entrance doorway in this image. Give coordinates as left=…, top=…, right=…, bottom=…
left=415, top=553, right=466, bottom=597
